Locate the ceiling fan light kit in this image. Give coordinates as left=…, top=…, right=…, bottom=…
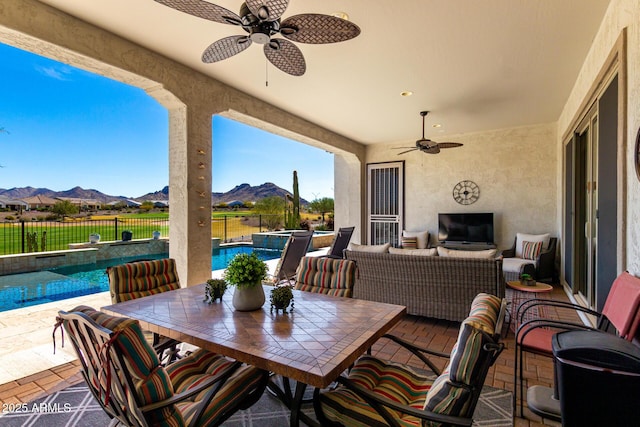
left=155, top=0, right=361, bottom=76
left=395, top=111, right=464, bottom=155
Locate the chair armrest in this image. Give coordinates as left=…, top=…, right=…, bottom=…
left=516, top=299, right=601, bottom=325
left=333, top=376, right=473, bottom=427
left=516, top=318, right=599, bottom=343
left=140, top=361, right=243, bottom=413
left=378, top=334, right=449, bottom=375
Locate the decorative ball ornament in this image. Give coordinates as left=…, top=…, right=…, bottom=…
left=453, top=180, right=480, bottom=205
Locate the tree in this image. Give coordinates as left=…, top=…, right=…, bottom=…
left=140, top=201, right=154, bottom=211
left=308, top=197, right=334, bottom=225
left=52, top=200, right=79, bottom=218
left=253, top=196, right=285, bottom=230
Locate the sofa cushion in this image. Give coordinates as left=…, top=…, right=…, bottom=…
left=521, top=240, right=543, bottom=260
left=348, top=243, right=390, bottom=253
left=389, top=247, right=437, bottom=256
left=515, top=233, right=550, bottom=258
left=402, top=230, right=429, bottom=249
left=437, top=247, right=497, bottom=259
left=294, top=257, right=356, bottom=297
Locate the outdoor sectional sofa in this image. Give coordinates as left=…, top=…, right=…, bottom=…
left=344, top=250, right=506, bottom=322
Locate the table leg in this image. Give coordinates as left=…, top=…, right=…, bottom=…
left=290, top=381, right=306, bottom=427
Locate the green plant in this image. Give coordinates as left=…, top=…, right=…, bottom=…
left=270, top=285, right=294, bottom=313
left=284, top=170, right=301, bottom=229
left=308, top=197, right=334, bottom=225
left=204, top=278, right=228, bottom=303
left=224, top=252, right=268, bottom=289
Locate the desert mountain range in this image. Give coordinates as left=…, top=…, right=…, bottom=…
left=0, top=183, right=308, bottom=205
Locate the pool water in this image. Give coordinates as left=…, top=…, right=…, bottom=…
left=0, top=246, right=281, bottom=312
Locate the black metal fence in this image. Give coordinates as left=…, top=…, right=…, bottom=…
left=0, top=214, right=282, bottom=256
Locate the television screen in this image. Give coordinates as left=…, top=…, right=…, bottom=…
left=438, top=213, right=494, bottom=243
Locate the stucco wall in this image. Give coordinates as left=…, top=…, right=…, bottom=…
left=557, top=0, right=640, bottom=276
left=365, top=123, right=557, bottom=250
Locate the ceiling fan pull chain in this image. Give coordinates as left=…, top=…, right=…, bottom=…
left=265, top=57, right=269, bottom=87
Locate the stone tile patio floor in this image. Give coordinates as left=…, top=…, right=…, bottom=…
left=0, top=280, right=578, bottom=426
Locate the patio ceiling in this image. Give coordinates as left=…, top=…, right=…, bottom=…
left=38, top=0, right=610, bottom=145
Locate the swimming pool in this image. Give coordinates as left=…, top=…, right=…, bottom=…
left=0, top=245, right=281, bottom=312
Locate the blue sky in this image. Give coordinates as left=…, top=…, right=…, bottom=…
left=0, top=42, right=333, bottom=201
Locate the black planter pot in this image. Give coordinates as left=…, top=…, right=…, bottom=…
left=122, top=231, right=133, bottom=241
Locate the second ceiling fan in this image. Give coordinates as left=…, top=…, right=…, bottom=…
left=154, top=0, right=361, bottom=76
left=396, top=111, right=463, bottom=155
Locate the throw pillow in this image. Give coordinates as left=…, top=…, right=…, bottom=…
left=437, top=247, right=497, bottom=259
left=402, top=230, right=429, bottom=249
left=401, top=236, right=418, bottom=249
left=389, top=247, right=437, bottom=256
left=521, top=240, right=543, bottom=260
left=348, top=242, right=391, bottom=253
left=515, top=233, right=549, bottom=258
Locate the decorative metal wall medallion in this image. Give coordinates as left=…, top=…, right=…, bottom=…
left=453, top=180, right=479, bottom=205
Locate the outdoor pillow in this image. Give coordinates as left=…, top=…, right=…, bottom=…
left=348, top=243, right=391, bottom=253
left=437, top=247, right=497, bottom=259
left=402, top=230, right=429, bottom=249
left=389, top=247, right=437, bottom=256
left=521, top=240, right=543, bottom=260
left=400, top=236, right=418, bottom=249
left=515, top=233, right=549, bottom=258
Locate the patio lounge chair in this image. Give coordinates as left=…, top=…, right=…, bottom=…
left=57, top=305, right=269, bottom=427
left=270, top=230, right=313, bottom=284
left=107, top=258, right=182, bottom=364
left=323, top=226, right=355, bottom=259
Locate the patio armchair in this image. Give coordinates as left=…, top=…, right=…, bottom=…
left=107, top=258, right=183, bottom=364
left=56, top=305, right=269, bottom=427
left=314, top=293, right=507, bottom=427
left=502, top=233, right=557, bottom=283
left=514, top=271, right=640, bottom=419
left=323, top=226, right=355, bottom=259
left=270, top=230, right=313, bottom=285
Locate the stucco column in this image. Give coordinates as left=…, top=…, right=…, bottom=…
left=168, top=106, right=212, bottom=286
left=334, top=152, right=363, bottom=243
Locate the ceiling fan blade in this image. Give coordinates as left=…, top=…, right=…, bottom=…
left=392, top=147, right=418, bottom=150
left=154, top=0, right=242, bottom=25
left=245, top=0, right=289, bottom=21
left=264, top=38, right=306, bottom=76
left=437, top=142, right=464, bottom=149
left=397, top=148, right=418, bottom=155
left=202, top=35, right=252, bottom=63
left=280, top=14, right=361, bottom=44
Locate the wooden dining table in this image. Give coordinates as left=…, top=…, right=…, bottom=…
left=101, top=284, right=406, bottom=427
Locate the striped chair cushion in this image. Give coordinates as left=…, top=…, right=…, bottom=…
left=107, top=258, right=181, bottom=303
left=294, top=257, right=356, bottom=297
left=522, top=240, right=543, bottom=260
left=318, top=355, right=432, bottom=427
left=69, top=306, right=182, bottom=426
left=167, top=350, right=266, bottom=425
left=422, top=293, right=501, bottom=418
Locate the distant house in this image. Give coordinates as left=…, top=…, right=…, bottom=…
left=21, top=195, right=58, bottom=210
left=55, top=197, right=101, bottom=210
left=0, top=195, right=29, bottom=211
left=152, top=200, right=169, bottom=208
left=126, top=199, right=142, bottom=207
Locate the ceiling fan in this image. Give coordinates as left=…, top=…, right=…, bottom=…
left=396, top=111, right=463, bottom=155
left=154, top=0, right=361, bottom=76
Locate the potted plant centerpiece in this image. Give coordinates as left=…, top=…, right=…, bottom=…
left=204, top=278, right=228, bottom=304
left=270, top=285, right=294, bottom=313
left=224, top=252, right=268, bottom=311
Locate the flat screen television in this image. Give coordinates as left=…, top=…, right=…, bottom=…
left=438, top=213, right=494, bottom=244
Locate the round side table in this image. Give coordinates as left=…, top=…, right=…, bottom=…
left=506, top=281, right=554, bottom=332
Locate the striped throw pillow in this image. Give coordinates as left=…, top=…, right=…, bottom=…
left=522, top=240, right=543, bottom=260
left=401, top=236, right=418, bottom=249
